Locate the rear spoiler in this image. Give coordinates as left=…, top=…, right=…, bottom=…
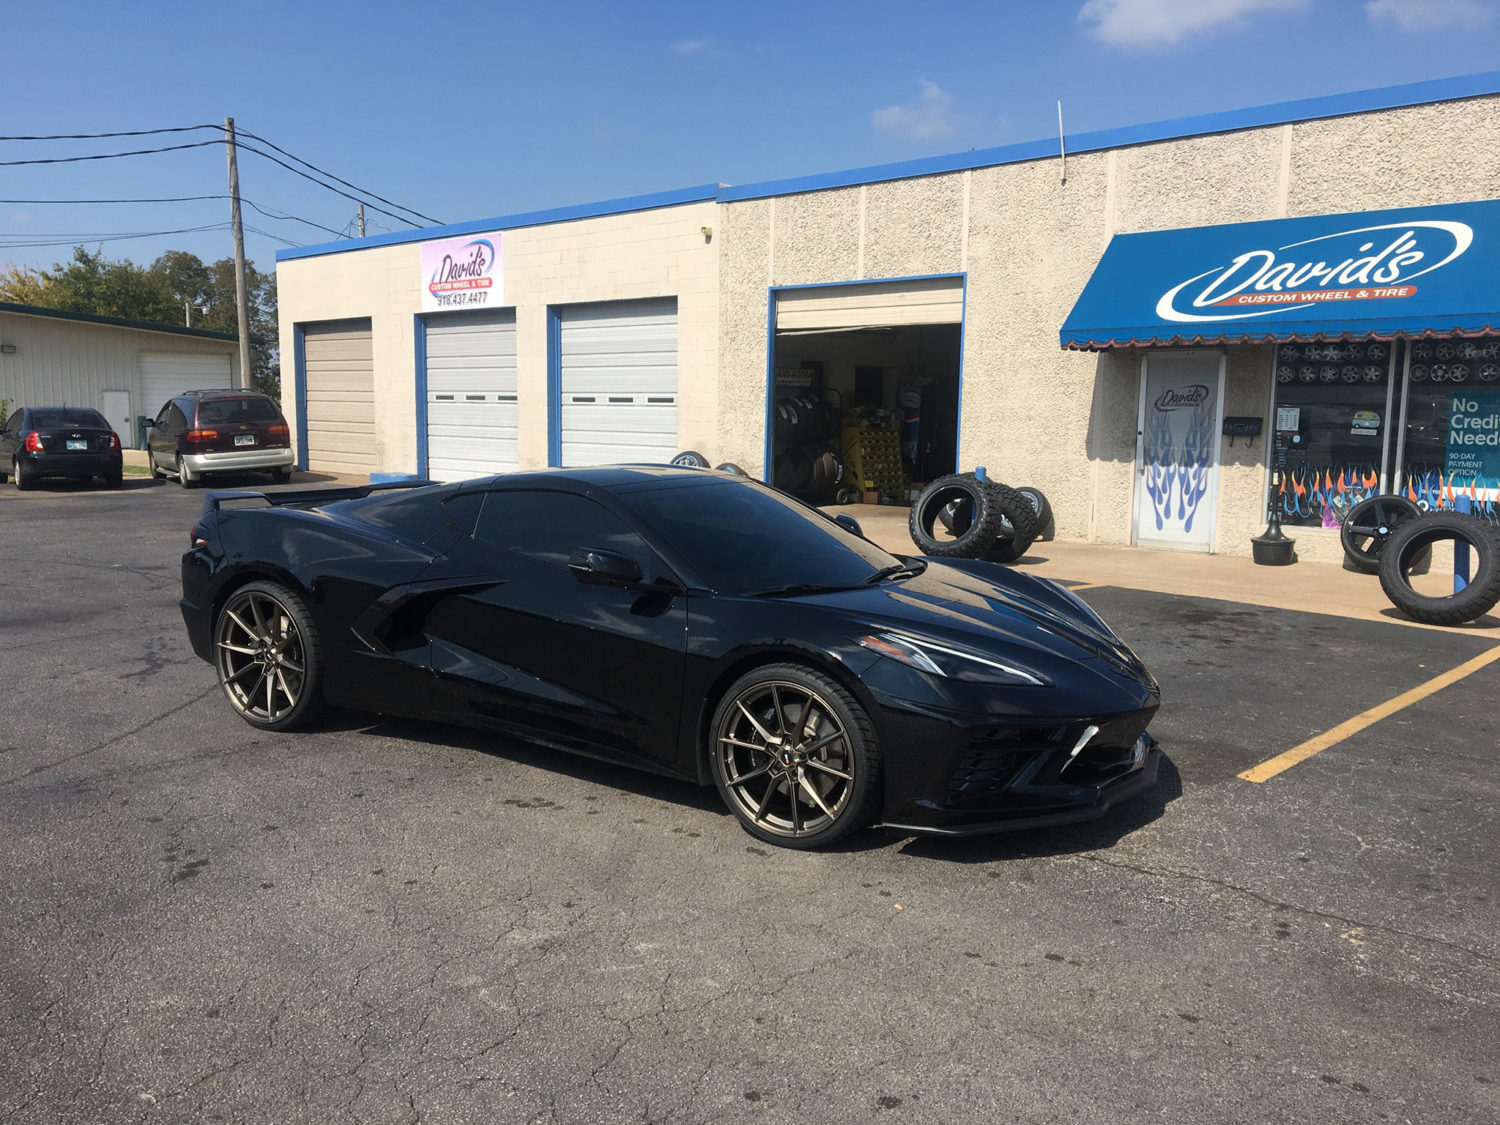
left=199, top=479, right=432, bottom=514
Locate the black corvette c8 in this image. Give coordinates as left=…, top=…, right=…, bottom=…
left=180, top=466, right=1161, bottom=849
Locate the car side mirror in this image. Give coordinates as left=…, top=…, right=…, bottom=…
left=833, top=513, right=865, bottom=539
left=569, top=547, right=643, bottom=588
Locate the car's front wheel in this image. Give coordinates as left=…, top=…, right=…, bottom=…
left=213, top=580, right=324, bottom=730
left=709, top=663, right=880, bottom=849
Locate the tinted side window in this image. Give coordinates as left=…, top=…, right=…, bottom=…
left=169, top=404, right=188, bottom=429
left=473, top=491, right=647, bottom=568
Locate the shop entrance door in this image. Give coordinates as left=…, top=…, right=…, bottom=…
left=1134, top=350, right=1225, bottom=551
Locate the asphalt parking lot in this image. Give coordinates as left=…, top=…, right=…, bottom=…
left=1, top=476, right=1497, bottom=1125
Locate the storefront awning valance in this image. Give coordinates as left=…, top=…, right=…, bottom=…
left=1060, top=199, right=1500, bottom=350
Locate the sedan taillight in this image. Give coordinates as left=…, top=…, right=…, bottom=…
left=107, top=432, right=122, bottom=451
left=23, top=431, right=42, bottom=452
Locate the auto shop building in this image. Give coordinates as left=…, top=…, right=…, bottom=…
left=0, top=303, right=241, bottom=449
left=275, top=70, right=1500, bottom=563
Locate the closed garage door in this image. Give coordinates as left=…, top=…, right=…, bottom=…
left=302, top=320, right=374, bottom=474
left=141, top=352, right=232, bottom=422
left=557, top=298, right=677, bottom=466
left=425, top=310, right=517, bottom=482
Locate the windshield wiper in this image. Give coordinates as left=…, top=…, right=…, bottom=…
left=862, top=559, right=927, bottom=584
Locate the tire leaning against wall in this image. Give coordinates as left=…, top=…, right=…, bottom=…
left=982, top=484, right=1041, bottom=564
left=1377, top=511, right=1500, bottom=626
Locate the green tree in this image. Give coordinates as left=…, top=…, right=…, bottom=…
left=0, top=247, right=280, bottom=398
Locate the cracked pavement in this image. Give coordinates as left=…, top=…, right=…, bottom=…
left=0, top=478, right=1496, bottom=1123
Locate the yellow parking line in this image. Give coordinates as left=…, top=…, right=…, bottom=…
left=1239, top=645, right=1500, bottom=783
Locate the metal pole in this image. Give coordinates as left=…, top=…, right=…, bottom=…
left=224, top=116, right=251, bottom=391
left=358, top=203, right=366, bottom=238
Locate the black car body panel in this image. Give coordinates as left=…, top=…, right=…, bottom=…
left=180, top=468, right=1162, bottom=838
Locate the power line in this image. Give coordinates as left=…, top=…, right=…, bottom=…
left=0, top=194, right=226, bottom=204
left=0, top=125, right=222, bottom=141
left=242, top=223, right=301, bottom=248
left=0, top=140, right=223, bottom=166
left=0, top=223, right=229, bottom=250
left=234, top=128, right=442, bottom=225
left=235, top=141, right=428, bottom=229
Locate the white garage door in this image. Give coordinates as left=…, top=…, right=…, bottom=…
left=558, top=299, right=678, bottom=467
left=425, top=310, right=517, bottom=482
left=302, top=320, right=375, bottom=474
left=140, top=352, right=233, bottom=423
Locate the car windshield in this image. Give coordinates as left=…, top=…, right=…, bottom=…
left=197, top=397, right=280, bottom=424
left=624, top=478, right=899, bottom=595
left=31, top=408, right=108, bottom=428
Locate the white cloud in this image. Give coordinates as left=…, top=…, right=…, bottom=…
left=872, top=81, right=958, bottom=141
left=1366, top=0, right=1493, bottom=30
left=1079, top=0, right=1306, bottom=48
left=670, top=38, right=713, bottom=56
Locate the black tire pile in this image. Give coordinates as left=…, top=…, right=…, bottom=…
left=1377, top=511, right=1500, bottom=626
left=908, top=473, right=1046, bottom=565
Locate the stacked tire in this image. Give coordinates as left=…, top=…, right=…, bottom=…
left=909, top=473, right=1040, bottom=563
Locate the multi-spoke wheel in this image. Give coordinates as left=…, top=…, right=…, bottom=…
left=1341, top=495, right=1422, bottom=574
left=709, top=663, right=879, bottom=849
left=213, top=580, right=323, bottom=730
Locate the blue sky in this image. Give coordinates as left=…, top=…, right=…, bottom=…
left=2, top=0, right=1499, bottom=277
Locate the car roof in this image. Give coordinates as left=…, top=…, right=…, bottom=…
left=181, top=389, right=272, bottom=399
left=473, top=465, right=749, bottom=493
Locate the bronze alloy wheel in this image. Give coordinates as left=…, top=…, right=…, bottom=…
left=213, top=582, right=321, bottom=729
left=711, top=665, right=878, bottom=847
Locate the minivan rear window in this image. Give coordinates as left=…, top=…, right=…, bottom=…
left=196, top=397, right=281, bottom=424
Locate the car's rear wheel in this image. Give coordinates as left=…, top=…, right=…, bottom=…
left=710, top=663, right=880, bottom=849
left=271, top=466, right=292, bottom=484
left=14, top=458, right=35, bottom=491
left=177, top=454, right=199, bottom=488
left=213, top=580, right=324, bottom=730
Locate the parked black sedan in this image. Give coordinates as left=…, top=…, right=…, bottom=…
left=180, top=467, right=1161, bottom=849
left=1, top=405, right=124, bottom=489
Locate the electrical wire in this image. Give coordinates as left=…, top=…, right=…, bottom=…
left=0, top=194, right=225, bottom=204
left=242, top=224, right=302, bottom=248
left=234, top=128, right=442, bottom=225
left=0, top=223, right=230, bottom=249
left=0, top=125, right=222, bottom=141
left=235, top=142, right=427, bottom=229
left=0, top=140, right=223, bottom=166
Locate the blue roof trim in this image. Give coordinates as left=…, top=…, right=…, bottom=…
left=275, top=70, right=1500, bottom=263
left=1059, top=199, right=1500, bottom=348
left=721, top=70, right=1500, bottom=202
left=276, top=183, right=721, bottom=262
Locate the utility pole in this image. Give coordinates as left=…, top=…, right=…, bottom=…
left=358, top=203, right=366, bottom=238
left=224, top=116, right=251, bottom=390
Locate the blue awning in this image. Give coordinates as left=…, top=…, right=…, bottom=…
left=1060, top=199, right=1500, bottom=350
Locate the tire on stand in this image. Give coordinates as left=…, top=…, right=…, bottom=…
left=715, top=462, right=748, bottom=477
left=1378, top=512, right=1500, bottom=626
left=1340, top=494, right=1421, bottom=574
left=908, top=474, right=1006, bottom=558
left=983, top=483, right=1040, bottom=564
left=1016, top=486, right=1054, bottom=540
left=670, top=450, right=710, bottom=468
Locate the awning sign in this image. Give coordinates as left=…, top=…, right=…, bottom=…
left=420, top=232, right=503, bottom=313
left=1446, top=389, right=1500, bottom=485
left=1061, top=200, right=1500, bottom=349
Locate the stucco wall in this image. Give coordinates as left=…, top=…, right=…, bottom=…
left=276, top=201, right=718, bottom=475
left=717, top=92, right=1500, bottom=557
left=0, top=311, right=238, bottom=429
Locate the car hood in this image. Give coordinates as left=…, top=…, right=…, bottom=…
left=794, top=558, right=1157, bottom=693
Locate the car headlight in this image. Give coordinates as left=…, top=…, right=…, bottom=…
left=858, top=631, right=1047, bottom=686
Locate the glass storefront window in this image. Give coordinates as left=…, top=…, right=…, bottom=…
left=1400, top=336, right=1500, bottom=515
left=1270, top=342, right=1393, bottom=528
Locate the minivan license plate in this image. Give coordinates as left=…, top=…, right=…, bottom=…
left=234, top=435, right=255, bottom=447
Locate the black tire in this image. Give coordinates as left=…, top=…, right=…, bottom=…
left=670, top=450, right=710, bottom=468
left=990, top=482, right=1040, bottom=546
left=1016, top=486, right=1054, bottom=539
left=937, top=498, right=972, bottom=534
left=709, top=662, right=881, bottom=850
left=1378, top=512, right=1500, bottom=626
left=909, top=474, right=1006, bottom=558
left=715, top=462, right=748, bottom=477
left=14, top=458, right=35, bottom=491
left=176, top=454, right=199, bottom=488
left=271, top=466, right=292, bottom=484
left=1341, top=495, right=1422, bottom=574
left=212, top=580, right=325, bottom=730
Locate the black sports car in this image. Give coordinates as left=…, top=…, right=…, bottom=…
left=180, top=467, right=1161, bottom=849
